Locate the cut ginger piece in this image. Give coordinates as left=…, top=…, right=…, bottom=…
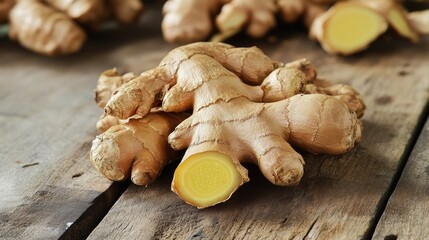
left=358, top=0, right=419, bottom=43
left=310, top=2, right=388, bottom=55
left=386, top=7, right=419, bottom=43
left=172, top=151, right=243, bottom=208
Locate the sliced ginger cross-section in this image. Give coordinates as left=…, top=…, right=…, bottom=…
left=311, top=2, right=388, bottom=55
left=173, top=151, right=243, bottom=208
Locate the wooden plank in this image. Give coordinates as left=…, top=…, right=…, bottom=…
left=373, top=117, right=429, bottom=239
left=0, top=43, right=116, bottom=239
left=87, top=33, right=429, bottom=238
left=0, top=4, right=168, bottom=238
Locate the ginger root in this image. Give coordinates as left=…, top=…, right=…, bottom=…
left=357, top=0, right=419, bottom=43
left=161, top=0, right=331, bottom=43
left=95, top=68, right=137, bottom=109
left=94, top=68, right=137, bottom=132
left=9, top=0, right=86, bottom=56
left=7, top=0, right=143, bottom=56
left=309, top=0, right=429, bottom=55
left=44, top=0, right=109, bottom=26
left=91, top=68, right=190, bottom=186
left=162, top=0, right=428, bottom=56
left=212, top=0, right=277, bottom=42
left=310, top=1, right=389, bottom=55
left=162, top=0, right=221, bottom=43
left=169, top=92, right=361, bottom=208
left=99, top=42, right=365, bottom=208
left=91, top=112, right=189, bottom=186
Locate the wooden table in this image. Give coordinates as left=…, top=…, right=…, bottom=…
left=1, top=5, right=428, bottom=240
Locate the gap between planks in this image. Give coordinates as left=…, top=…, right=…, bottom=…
left=58, top=181, right=130, bottom=240
left=364, top=100, right=429, bottom=239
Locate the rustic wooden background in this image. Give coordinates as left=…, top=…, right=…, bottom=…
left=0, top=3, right=428, bottom=240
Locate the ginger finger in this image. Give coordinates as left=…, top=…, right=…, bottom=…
left=95, top=68, right=136, bottom=108
left=105, top=68, right=170, bottom=119
left=90, top=112, right=189, bottom=186
left=94, top=69, right=136, bottom=132
left=248, top=134, right=305, bottom=186
left=283, top=58, right=318, bottom=83
left=108, top=0, right=144, bottom=25
left=305, top=79, right=366, bottom=117
left=7, top=0, right=144, bottom=56
left=104, top=43, right=279, bottom=119
left=91, top=69, right=190, bottom=186
left=162, top=0, right=223, bottom=43
left=44, top=0, right=109, bottom=26
left=96, top=114, right=122, bottom=133
left=213, top=0, right=277, bottom=41
left=277, top=0, right=306, bottom=23
left=260, top=67, right=307, bottom=102
left=9, top=0, right=86, bottom=56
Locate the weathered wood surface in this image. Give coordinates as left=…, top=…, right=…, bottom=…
left=0, top=41, right=120, bottom=239
left=373, top=118, right=429, bottom=240
left=0, top=9, right=167, bottom=239
left=1, top=4, right=429, bottom=239
left=87, top=35, right=429, bottom=239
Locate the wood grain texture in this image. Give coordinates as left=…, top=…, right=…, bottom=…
left=87, top=32, right=429, bottom=239
left=373, top=117, right=429, bottom=240
left=0, top=45, right=119, bottom=239
left=0, top=6, right=168, bottom=239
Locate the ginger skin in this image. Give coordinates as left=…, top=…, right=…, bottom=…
left=163, top=0, right=322, bottom=43
left=94, top=68, right=136, bottom=133
left=7, top=0, right=143, bottom=56
left=95, top=68, right=136, bottom=109
left=102, top=42, right=365, bottom=208
left=212, top=0, right=277, bottom=42
left=162, top=0, right=222, bottom=43
left=9, top=0, right=86, bottom=56
left=44, top=0, right=109, bottom=25
left=162, top=0, right=428, bottom=56
left=91, top=112, right=189, bottom=186
left=91, top=68, right=190, bottom=186
left=109, top=0, right=144, bottom=25
left=104, top=42, right=279, bottom=119
left=161, top=0, right=310, bottom=43
left=169, top=91, right=361, bottom=208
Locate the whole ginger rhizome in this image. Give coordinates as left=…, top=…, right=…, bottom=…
left=91, top=42, right=365, bottom=208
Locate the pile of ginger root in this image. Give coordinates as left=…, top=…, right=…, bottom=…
left=0, top=0, right=143, bottom=56
left=1, top=0, right=428, bottom=56
left=162, top=0, right=429, bottom=55
left=90, top=42, right=366, bottom=208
